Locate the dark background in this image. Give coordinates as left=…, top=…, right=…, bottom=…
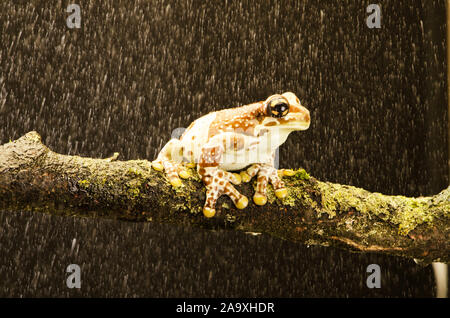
left=0, top=0, right=448, bottom=297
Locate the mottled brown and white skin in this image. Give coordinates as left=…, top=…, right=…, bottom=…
left=152, top=92, right=311, bottom=217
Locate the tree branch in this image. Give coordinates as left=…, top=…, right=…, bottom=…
left=1, top=132, right=449, bottom=263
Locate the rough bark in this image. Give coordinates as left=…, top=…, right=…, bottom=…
left=1, top=131, right=449, bottom=264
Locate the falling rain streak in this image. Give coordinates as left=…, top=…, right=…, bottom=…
left=0, top=0, right=447, bottom=297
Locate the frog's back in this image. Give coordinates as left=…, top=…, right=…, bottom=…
left=207, top=103, right=262, bottom=138
left=180, top=102, right=261, bottom=141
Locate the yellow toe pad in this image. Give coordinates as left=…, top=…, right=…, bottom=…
left=236, top=196, right=249, bottom=209
left=240, top=171, right=251, bottom=183
left=253, top=193, right=267, bottom=206
left=170, top=177, right=182, bottom=187
left=179, top=170, right=190, bottom=179
left=275, top=188, right=288, bottom=199
left=203, top=207, right=216, bottom=218
left=283, top=169, right=296, bottom=176
left=232, top=173, right=242, bottom=185
left=152, top=162, right=164, bottom=171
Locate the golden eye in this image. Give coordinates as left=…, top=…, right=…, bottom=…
left=268, top=98, right=289, bottom=118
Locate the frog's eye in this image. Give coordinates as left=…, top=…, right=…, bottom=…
left=268, top=98, right=290, bottom=118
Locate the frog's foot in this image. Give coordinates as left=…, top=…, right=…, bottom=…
left=151, top=159, right=190, bottom=187
left=246, top=164, right=287, bottom=205
left=151, top=138, right=190, bottom=187
left=200, top=167, right=248, bottom=218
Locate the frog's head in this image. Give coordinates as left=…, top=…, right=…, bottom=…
left=261, top=92, right=310, bottom=131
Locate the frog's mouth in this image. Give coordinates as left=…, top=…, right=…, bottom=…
left=258, top=111, right=310, bottom=134
left=277, top=113, right=311, bottom=130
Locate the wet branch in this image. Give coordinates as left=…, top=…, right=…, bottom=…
left=1, top=132, right=449, bottom=263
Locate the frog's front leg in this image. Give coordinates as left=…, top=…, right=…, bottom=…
left=245, top=163, right=288, bottom=205
left=152, top=138, right=190, bottom=187
left=198, top=141, right=248, bottom=218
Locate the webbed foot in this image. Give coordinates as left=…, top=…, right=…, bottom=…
left=245, top=164, right=287, bottom=205
left=152, top=159, right=191, bottom=187
left=199, top=167, right=248, bottom=218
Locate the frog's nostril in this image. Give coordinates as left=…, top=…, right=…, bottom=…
left=304, top=112, right=310, bottom=123
left=298, top=106, right=310, bottom=122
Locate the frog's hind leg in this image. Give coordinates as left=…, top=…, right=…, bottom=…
left=152, top=139, right=190, bottom=187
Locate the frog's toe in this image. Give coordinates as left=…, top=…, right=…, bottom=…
left=222, top=171, right=241, bottom=185
left=231, top=173, right=241, bottom=185
left=240, top=171, right=252, bottom=183
left=282, top=169, right=296, bottom=176
left=222, top=182, right=247, bottom=210
left=178, top=169, right=190, bottom=179
left=169, top=176, right=183, bottom=187
left=235, top=195, right=249, bottom=209
left=184, top=162, right=196, bottom=169
left=203, top=207, right=216, bottom=218
left=253, top=192, right=267, bottom=206
left=268, top=168, right=287, bottom=200
left=151, top=161, right=164, bottom=171
left=275, top=187, right=288, bottom=199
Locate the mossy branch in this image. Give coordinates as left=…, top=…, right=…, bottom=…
left=1, top=132, right=449, bottom=263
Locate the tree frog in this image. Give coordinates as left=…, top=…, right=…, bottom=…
left=152, top=92, right=310, bottom=218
